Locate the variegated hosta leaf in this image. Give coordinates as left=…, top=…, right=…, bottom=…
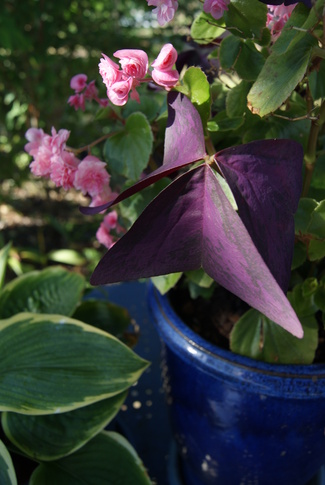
left=29, top=431, right=152, bottom=485
left=2, top=392, right=127, bottom=461
left=0, top=313, right=148, bottom=414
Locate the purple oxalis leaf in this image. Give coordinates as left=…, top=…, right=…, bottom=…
left=91, top=163, right=303, bottom=338
left=80, top=92, right=206, bottom=215
left=215, top=139, right=303, bottom=293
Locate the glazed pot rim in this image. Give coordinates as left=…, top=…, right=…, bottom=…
left=148, top=282, right=325, bottom=381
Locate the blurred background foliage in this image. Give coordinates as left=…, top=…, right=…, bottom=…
left=0, top=0, right=198, bottom=278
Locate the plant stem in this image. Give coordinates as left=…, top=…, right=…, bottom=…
left=66, top=133, right=115, bottom=155
left=205, top=136, right=216, bottom=156
left=302, top=100, right=325, bottom=197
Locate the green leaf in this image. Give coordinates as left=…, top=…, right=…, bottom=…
left=185, top=268, right=214, bottom=288
left=308, top=239, right=325, bottom=261
left=0, top=313, right=148, bottom=414
left=294, top=198, right=318, bottom=235
left=151, top=273, right=182, bottom=295
left=0, top=267, right=85, bottom=319
left=224, top=0, right=268, bottom=41
left=271, top=4, right=312, bottom=55
left=248, top=33, right=316, bottom=116
left=177, top=67, right=211, bottom=131
left=0, top=242, right=11, bottom=291
left=191, top=11, right=224, bottom=45
left=291, top=241, right=307, bottom=269
left=2, top=392, right=127, bottom=461
left=219, top=35, right=242, bottom=70
left=208, top=110, right=244, bottom=132
left=48, top=249, right=87, bottom=266
left=230, top=309, right=318, bottom=364
left=104, top=112, right=153, bottom=182
left=72, top=300, right=131, bottom=338
left=308, top=200, right=325, bottom=239
left=234, top=40, right=265, bottom=81
left=29, top=431, right=152, bottom=485
left=226, top=80, right=252, bottom=118
left=0, top=440, right=17, bottom=485
left=288, top=280, right=319, bottom=318
left=308, top=60, right=325, bottom=101
left=123, top=93, right=164, bottom=122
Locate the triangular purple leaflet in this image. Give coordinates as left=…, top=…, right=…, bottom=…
left=80, top=92, right=206, bottom=215
left=91, top=163, right=303, bottom=338
left=215, top=139, right=303, bottom=292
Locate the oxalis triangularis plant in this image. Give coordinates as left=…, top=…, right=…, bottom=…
left=26, top=0, right=325, bottom=364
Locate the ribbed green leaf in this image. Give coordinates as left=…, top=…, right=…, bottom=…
left=2, top=392, right=127, bottom=461
left=0, top=243, right=11, bottom=291
left=0, top=440, right=17, bottom=485
left=0, top=267, right=85, bottom=319
left=29, top=431, right=152, bottom=485
left=0, top=313, right=149, bottom=414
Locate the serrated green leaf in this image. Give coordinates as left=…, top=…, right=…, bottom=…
left=191, top=11, right=224, bottom=45
left=0, top=267, right=85, bottom=319
left=288, top=281, right=319, bottom=318
left=177, top=67, right=211, bottom=131
left=0, top=440, right=17, bottom=485
left=294, top=198, right=318, bottom=235
left=0, top=313, right=148, bottom=414
left=248, top=33, right=316, bottom=116
left=104, top=112, right=153, bottom=181
left=291, top=241, right=307, bottom=269
left=2, top=392, right=127, bottom=461
left=0, top=242, right=11, bottom=291
left=226, top=80, right=252, bottom=118
left=219, top=35, right=241, bottom=70
left=230, top=309, right=318, bottom=364
left=224, top=0, right=267, bottom=41
left=208, top=111, right=244, bottom=132
left=308, top=239, right=325, bottom=261
left=29, top=431, right=152, bottom=485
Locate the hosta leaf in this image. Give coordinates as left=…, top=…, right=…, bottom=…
left=2, top=392, right=127, bottom=461
left=215, top=139, right=303, bottom=292
left=230, top=309, right=317, bottom=364
left=0, top=441, right=17, bottom=485
left=0, top=313, right=148, bottom=414
left=29, top=431, right=152, bottom=485
left=90, top=164, right=303, bottom=338
left=81, top=92, right=206, bottom=215
left=0, top=242, right=11, bottom=291
left=104, top=112, right=153, bottom=182
left=72, top=300, right=131, bottom=338
left=0, top=267, right=85, bottom=319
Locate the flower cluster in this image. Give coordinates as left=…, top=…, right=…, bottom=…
left=266, top=3, right=296, bottom=40
left=68, top=74, right=109, bottom=111
left=25, top=127, right=119, bottom=248
left=99, top=44, right=179, bottom=106
left=146, top=0, right=231, bottom=25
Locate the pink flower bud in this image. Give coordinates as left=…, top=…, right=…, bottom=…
left=99, top=54, right=122, bottom=90
left=203, top=0, right=230, bottom=20
left=114, top=49, right=149, bottom=80
left=152, top=68, right=179, bottom=90
left=151, top=43, right=178, bottom=71
left=107, top=78, right=133, bottom=106
left=70, top=74, right=88, bottom=93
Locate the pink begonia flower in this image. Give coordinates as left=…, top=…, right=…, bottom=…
left=151, top=43, right=177, bottom=71
left=203, top=0, right=230, bottom=20
left=50, top=151, right=80, bottom=190
left=24, top=128, right=46, bottom=155
left=70, top=74, right=88, bottom=93
left=50, top=127, right=70, bottom=154
left=90, top=186, right=119, bottom=209
left=96, top=223, right=115, bottom=249
left=114, top=49, right=149, bottom=80
left=266, top=4, right=296, bottom=40
left=147, top=0, right=178, bottom=26
left=107, top=78, right=133, bottom=106
left=152, top=68, right=179, bottom=90
left=73, top=155, right=110, bottom=197
left=68, top=93, right=86, bottom=111
left=84, top=80, right=98, bottom=99
left=99, top=54, right=122, bottom=91
left=29, top=144, right=53, bottom=177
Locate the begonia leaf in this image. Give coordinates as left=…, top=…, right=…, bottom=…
left=215, top=139, right=303, bottom=292
left=90, top=164, right=303, bottom=338
left=80, top=92, right=206, bottom=215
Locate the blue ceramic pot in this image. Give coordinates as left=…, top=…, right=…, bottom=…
left=148, top=283, right=325, bottom=485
